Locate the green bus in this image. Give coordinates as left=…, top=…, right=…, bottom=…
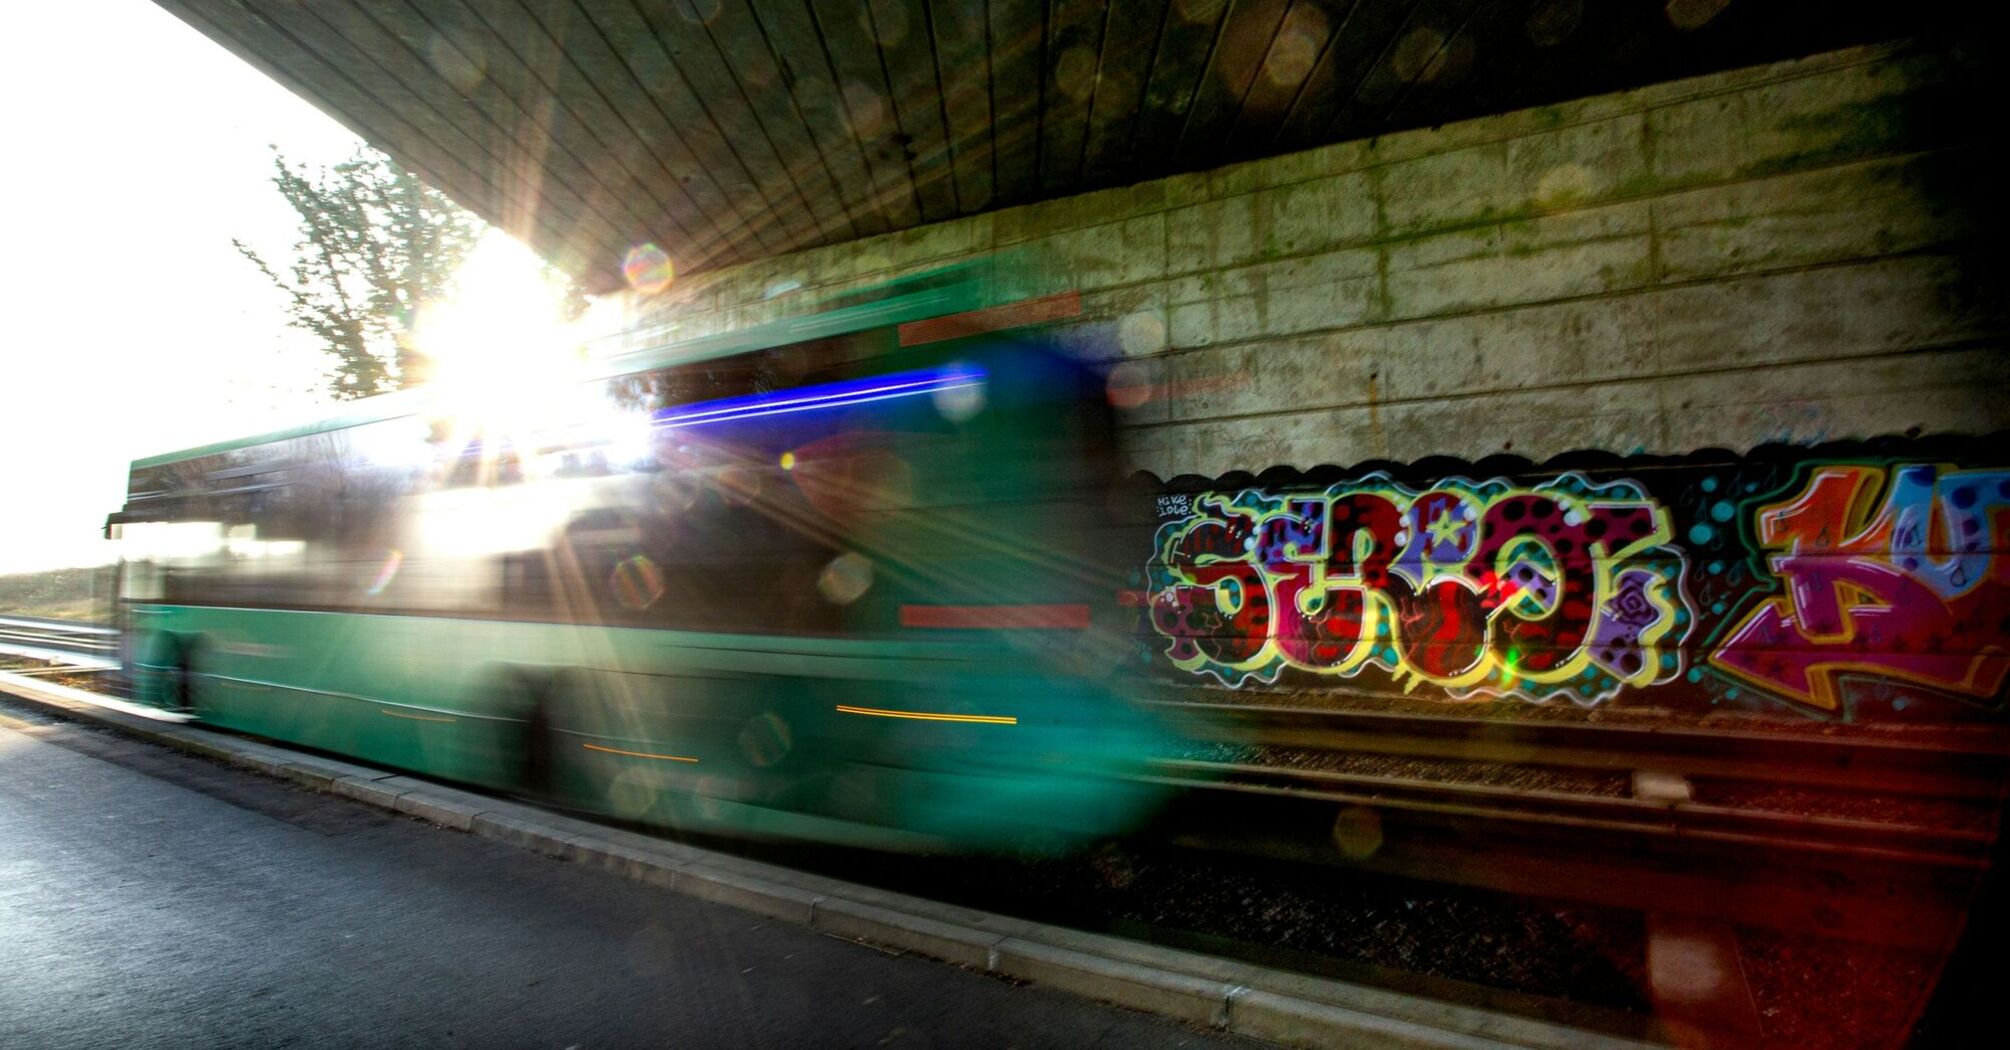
left=108, top=269, right=1171, bottom=851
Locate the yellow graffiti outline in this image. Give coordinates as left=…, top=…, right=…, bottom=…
left=1388, top=491, right=1679, bottom=694
left=1154, top=492, right=1287, bottom=680
left=1151, top=476, right=1685, bottom=700
left=1593, top=500, right=1684, bottom=690
left=1297, top=499, right=1408, bottom=680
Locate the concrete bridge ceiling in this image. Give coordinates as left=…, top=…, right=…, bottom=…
left=155, top=0, right=1943, bottom=292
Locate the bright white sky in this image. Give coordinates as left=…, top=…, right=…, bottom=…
left=0, top=0, right=578, bottom=574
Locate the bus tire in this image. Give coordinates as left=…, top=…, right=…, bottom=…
left=523, top=699, right=552, bottom=797
left=511, top=671, right=558, bottom=798
left=167, top=634, right=205, bottom=716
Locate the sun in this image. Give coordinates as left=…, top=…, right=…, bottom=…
left=415, top=229, right=586, bottom=433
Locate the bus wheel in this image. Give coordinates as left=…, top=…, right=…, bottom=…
left=502, top=669, right=556, bottom=799
left=523, top=698, right=554, bottom=798
left=167, top=636, right=204, bottom=716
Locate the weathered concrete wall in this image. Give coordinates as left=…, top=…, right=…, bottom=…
left=606, top=41, right=2003, bottom=479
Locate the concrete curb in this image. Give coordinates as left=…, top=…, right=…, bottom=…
left=1, top=671, right=1662, bottom=1049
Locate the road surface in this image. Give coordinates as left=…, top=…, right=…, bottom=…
left=0, top=699, right=1258, bottom=1049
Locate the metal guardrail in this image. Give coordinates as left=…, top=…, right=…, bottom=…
left=1146, top=699, right=2010, bottom=799
left=0, top=615, right=119, bottom=669
left=1137, top=698, right=2010, bottom=950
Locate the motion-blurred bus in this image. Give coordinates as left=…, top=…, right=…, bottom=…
left=106, top=267, right=1170, bottom=850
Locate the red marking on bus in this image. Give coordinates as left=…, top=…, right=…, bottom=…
left=1115, top=590, right=1148, bottom=608
left=900, top=603, right=1092, bottom=629
left=898, top=291, right=1082, bottom=346
left=1106, top=372, right=1251, bottom=408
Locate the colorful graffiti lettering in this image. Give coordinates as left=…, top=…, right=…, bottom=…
left=1710, top=464, right=2010, bottom=710
left=1145, top=473, right=1693, bottom=704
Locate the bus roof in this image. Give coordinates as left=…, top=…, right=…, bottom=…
left=131, top=263, right=1002, bottom=471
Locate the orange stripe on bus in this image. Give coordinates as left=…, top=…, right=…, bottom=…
left=380, top=709, right=455, bottom=723
left=834, top=705, right=1018, bottom=725
left=582, top=743, right=699, bottom=763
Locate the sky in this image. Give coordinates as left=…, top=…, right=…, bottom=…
left=0, top=1, right=563, bottom=575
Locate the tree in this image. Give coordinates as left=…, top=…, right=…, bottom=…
left=235, top=147, right=581, bottom=400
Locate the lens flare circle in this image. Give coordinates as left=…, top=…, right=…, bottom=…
left=738, top=712, right=794, bottom=768
left=622, top=243, right=675, bottom=295
left=1118, top=310, right=1166, bottom=357
left=610, top=553, right=666, bottom=610
left=1332, top=805, right=1385, bottom=859
left=818, top=553, right=874, bottom=605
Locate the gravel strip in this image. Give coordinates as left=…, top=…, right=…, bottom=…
left=1738, top=926, right=1941, bottom=1049
left=1689, top=779, right=2002, bottom=834
left=1155, top=682, right=2010, bottom=749
left=1170, top=739, right=1634, bottom=797
left=1173, top=736, right=1997, bottom=833
left=793, top=836, right=1654, bottom=1014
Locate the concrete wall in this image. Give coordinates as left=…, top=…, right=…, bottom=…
left=605, top=41, right=2002, bottom=480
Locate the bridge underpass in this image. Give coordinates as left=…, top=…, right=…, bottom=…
left=149, top=0, right=1959, bottom=287
left=6, top=2, right=2004, bottom=1047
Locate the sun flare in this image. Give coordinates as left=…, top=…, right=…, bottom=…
left=416, top=230, right=585, bottom=432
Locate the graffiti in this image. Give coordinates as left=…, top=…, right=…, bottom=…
left=1710, top=464, right=2010, bottom=710
left=1145, top=473, right=1693, bottom=704
left=1134, top=439, right=2010, bottom=721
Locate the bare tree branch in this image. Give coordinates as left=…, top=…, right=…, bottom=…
left=236, top=147, right=517, bottom=400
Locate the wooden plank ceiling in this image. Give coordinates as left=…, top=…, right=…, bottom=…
left=153, top=0, right=1940, bottom=292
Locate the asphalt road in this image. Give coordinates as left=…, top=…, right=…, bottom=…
left=0, top=701, right=1260, bottom=1049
